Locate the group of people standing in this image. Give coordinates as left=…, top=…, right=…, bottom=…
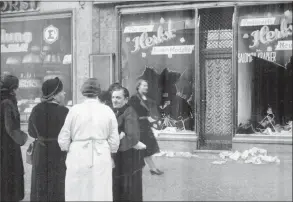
left=1, top=74, right=163, bottom=201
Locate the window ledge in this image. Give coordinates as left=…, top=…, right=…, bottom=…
left=157, top=132, right=198, bottom=142
left=233, top=134, right=292, bottom=144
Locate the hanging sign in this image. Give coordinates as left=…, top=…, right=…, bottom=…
left=0, top=1, right=39, bottom=13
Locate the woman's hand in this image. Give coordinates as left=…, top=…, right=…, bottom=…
left=111, top=157, right=115, bottom=168
left=119, top=132, right=125, bottom=140
left=133, top=141, right=146, bottom=150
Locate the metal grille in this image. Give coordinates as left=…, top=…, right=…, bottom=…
left=198, top=7, right=234, bottom=149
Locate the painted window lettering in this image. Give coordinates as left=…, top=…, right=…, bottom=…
left=130, top=20, right=176, bottom=53
left=1, top=29, right=32, bottom=44
left=249, top=18, right=292, bottom=49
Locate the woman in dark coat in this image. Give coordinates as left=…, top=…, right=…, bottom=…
left=129, top=79, right=163, bottom=175
left=28, top=77, right=69, bottom=201
left=112, top=87, right=146, bottom=201
left=0, top=75, right=28, bottom=201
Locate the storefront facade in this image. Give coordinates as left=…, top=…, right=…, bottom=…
left=1, top=1, right=291, bottom=151
left=1, top=1, right=93, bottom=125
left=92, top=1, right=292, bottom=151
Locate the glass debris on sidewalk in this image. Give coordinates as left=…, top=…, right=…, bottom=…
left=215, top=147, right=281, bottom=165
left=153, top=151, right=200, bottom=158
left=212, top=160, right=227, bottom=165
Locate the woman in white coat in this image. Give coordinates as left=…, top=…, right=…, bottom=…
left=58, top=78, right=120, bottom=201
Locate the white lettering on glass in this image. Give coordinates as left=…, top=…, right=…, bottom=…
left=151, top=45, right=194, bottom=55
left=240, top=17, right=276, bottom=27
left=249, top=18, right=292, bottom=49
left=1, top=29, right=32, bottom=44
left=124, top=25, right=154, bottom=33
left=131, top=19, right=176, bottom=53
left=1, top=43, right=29, bottom=52
left=275, top=40, right=292, bottom=50
left=238, top=52, right=277, bottom=64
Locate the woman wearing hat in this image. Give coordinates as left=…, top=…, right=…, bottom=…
left=58, top=78, right=120, bottom=201
left=1, top=75, right=28, bottom=201
left=28, top=77, right=69, bottom=201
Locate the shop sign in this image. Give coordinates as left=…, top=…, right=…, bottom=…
left=1, top=29, right=33, bottom=52
left=129, top=19, right=176, bottom=53
left=238, top=10, right=292, bottom=65
left=0, top=1, right=39, bottom=13
left=249, top=18, right=292, bottom=49
left=151, top=45, right=194, bottom=55
left=43, top=25, right=59, bottom=44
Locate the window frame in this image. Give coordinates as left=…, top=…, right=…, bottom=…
left=1, top=9, right=77, bottom=105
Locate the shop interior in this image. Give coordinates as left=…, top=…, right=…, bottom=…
left=1, top=17, right=72, bottom=123
left=237, top=56, right=293, bottom=136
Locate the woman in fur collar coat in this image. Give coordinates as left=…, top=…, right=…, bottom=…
left=1, top=75, right=28, bottom=201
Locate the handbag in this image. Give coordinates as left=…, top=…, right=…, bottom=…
left=26, top=122, right=39, bottom=165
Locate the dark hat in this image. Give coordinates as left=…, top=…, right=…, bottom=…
left=42, top=77, right=63, bottom=99
left=81, top=78, right=101, bottom=97
left=0, top=75, right=19, bottom=91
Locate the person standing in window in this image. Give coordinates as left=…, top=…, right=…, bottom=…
left=58, top=78, right=120, bottom=201
left=1, top=75, right=28, bottom=201
left=112, top=86, right=146, bottom=201
left=129, top=79, right=164, bottom=175
left=28, top=77, right=68, bottom=201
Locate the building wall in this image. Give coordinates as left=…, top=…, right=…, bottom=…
left=92, top=4, right=117, bottom=54
left=38, top=1, right=93, bottom=103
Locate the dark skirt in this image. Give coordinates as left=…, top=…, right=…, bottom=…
left=1, top=171, right=24, bottom=202
left=140, top=120, right=160, bottom=157
left=1, top=136, right=25, bottom=202
left=30, top=141, right=66, bottom=202
left=113, top=170, right=143, bottom=202
left=113, top=148, right=145, bottom=176
left=113, top=147, right=145, bottom=202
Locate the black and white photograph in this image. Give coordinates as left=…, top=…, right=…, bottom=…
left=0, top=0, right=292, bottom=201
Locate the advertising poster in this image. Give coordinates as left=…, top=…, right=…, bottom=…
left=121, top=10, right=196, bottom=132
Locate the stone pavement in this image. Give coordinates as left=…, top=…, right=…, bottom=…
left=21, top=137, right=292, bottom=201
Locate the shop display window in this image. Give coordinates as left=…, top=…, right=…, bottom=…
left=1, top=16, right=73, bottom=123
left=236, top=3, right=292, bottom=136
left=120, top=10, right=196, bottom=134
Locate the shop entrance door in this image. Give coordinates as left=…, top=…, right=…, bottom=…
left=197, top=7, right=234, bottom=150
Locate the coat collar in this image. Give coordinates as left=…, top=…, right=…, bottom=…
left=136, top=93, right=149, bottom=112
left=114, top=103, right=129, bottom=117
left=0, top=89, right=17, bottom=105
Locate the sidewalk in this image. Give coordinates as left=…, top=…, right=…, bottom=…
left=144, top=154, right=292, bottom=201
left=21, top=138, right=292, bottom=201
